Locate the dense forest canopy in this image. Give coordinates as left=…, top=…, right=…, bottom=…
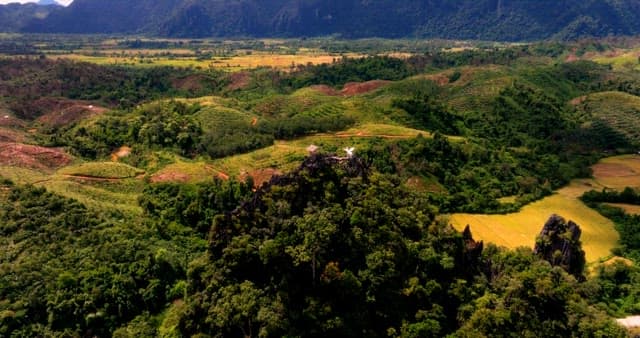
left=1, top=37, right=640, bottom=336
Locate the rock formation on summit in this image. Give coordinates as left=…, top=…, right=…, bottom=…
left=534, top=214, right=586, bottom=280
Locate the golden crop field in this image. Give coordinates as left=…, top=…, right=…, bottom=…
left=590, top=155, right=640, bottom=189
left=450, top=187, right=619, bottom=263
left=52, top=51, right=359, bottom=71
left=450, top=154, right=640, bottom=263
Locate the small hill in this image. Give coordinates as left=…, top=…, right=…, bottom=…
left=576, top=91, right=640, bottom=148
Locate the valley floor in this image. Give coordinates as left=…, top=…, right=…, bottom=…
left=451, top=154, right=640, bottom=262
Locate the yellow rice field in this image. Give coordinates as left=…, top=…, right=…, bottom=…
left=451, top=154, right=640, bottom=262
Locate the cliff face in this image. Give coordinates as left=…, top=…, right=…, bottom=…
left=534, top=214, right=586, bottom=279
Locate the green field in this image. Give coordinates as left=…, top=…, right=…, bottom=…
left=58, top=162, right=145, bottom=179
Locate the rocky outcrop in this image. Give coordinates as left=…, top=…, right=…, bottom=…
left=534, top=214, right=586, bottom=279
left=462, top=225, right=484, bottom=276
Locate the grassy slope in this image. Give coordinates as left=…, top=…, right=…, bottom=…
left=590, top=49, right=640, bottom=71
left=58, top=162, right=145, bottom=179
left=578, top=91, right=640, bottom=145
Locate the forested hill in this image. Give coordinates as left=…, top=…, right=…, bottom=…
left=17, top=0, right=640, bottom=41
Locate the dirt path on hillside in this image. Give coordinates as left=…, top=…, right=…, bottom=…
left=62, top=173, right=145, bottom=182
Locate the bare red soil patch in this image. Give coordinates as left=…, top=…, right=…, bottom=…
left=310, top=80, right=390, bottom=97
left=217, top=171, right=230, bottom=180
left=33, top=98, right=107, bottom=128
left=227, top=72, right=251, bottom=91
left=310, top=85, right=339, bottom=96
left=592, top=163, right=637, bottom=178
left=248, top=168, right=280, bottom=187
left=569, top=96, right=587, bottom=106
left=0, top=142, right=72, bottom=171
left=604, top=50, right=625, bottom=58
left=111, top=146, right=132, bottom=161
left=340, top=80, right=390, bottom=96
left=172, top=74, right=209, bottom=92
left=0, top=113, right=26, bottom=128
left=0, top=128, right=27, bottom=143
left=150, top=172, right=191, bottom=183
left=423, top=73, right=450, bottom=86
left=565, top=53, right=579, bottom=62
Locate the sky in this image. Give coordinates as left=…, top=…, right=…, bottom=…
left=0, top=0, right=73, bottom=5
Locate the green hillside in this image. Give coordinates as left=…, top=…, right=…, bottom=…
left=2, top=39, right=640, bottom=336
left=576, top=91, right=640, bottom=148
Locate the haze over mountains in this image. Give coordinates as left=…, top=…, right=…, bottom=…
left=2, top=0, right=640, bottom=41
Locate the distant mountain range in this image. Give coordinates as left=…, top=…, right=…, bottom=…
left=0, top=2, right=59, bottom=33
left=1, top=0, right=640, bottom=41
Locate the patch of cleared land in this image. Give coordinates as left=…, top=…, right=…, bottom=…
left=589, top=48, right=640, bottom=71
left=590, top=155, right=640, bottom=189
left=150, top=160, right=223, bottom=183
left=451, top=154, right=640, bottom=262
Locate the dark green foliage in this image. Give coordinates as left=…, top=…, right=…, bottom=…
left=581, top=190, right=640, bottom=257
left=374, top=134, right=583, bottom=213
left=178, top=155, right=479, bottom=337
left=456, top=247, right=626, bottom=338
left=261, top=114, right=355, bottom=140
left=283, top=56, right=414, bottom=88
left=0, top=184, right=203, bottom=337
left=197, top=113, right=354, bottom=159
left=590, top=260, right=640, bottom=317
left=583, top=187, right=640, bottom=206
left=0, top=58, right=226, bottom=116
left=139, top=179, right=254, bottom=234
left=57, top=100, right=202, bottom=159
left=470, top=82, right=566, bottom=147
left=0, top=36, right=637, bottom=336
left=392, top=94, right=462, bottom=135
left=174, top=156, right=621, bottom=337
left=198, top=125, right=275, bottom=159
left=579, top=189, right=640, bottom=316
